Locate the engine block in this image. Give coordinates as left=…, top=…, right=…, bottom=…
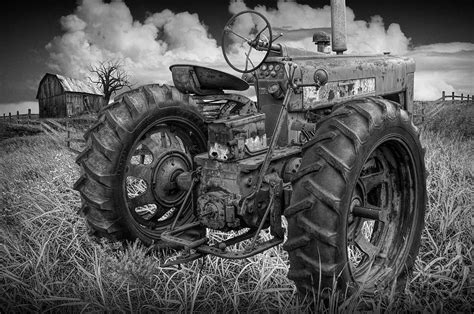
left=208, top=113, right=267, bottom=162
left=194, top=146, right=300, bottom=231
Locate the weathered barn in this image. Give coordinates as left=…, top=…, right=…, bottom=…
left=36, top=73, right=105, bottom=118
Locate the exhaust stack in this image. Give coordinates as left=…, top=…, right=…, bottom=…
left=330, top=0, right=347, bottom=54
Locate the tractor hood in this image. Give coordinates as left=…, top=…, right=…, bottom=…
left=264, top=44, right=415, bottom=112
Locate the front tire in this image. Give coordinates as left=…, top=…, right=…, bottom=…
left=74, top=84, right=207, bottom=245
left=284, top=97, right=426, bottom=296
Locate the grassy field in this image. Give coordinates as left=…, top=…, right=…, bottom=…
left=0, top=102, right=472, bottom=312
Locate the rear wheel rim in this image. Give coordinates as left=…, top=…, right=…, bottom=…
left=122, top=116, right=206, bottom=240
left=347, top=136, right=419, bottom=286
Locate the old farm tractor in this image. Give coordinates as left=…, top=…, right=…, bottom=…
left=74, top=0, right=426, bottom=295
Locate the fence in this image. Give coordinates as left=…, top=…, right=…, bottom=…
left=442, top=91, right=473, bottom=102
left=2, top=109, right=39, bottom=124
left=39, top=119, right=86, bottom=154
left=415, top=91, right=473, bottom=124
left=2, top=108, right=89, bottom=154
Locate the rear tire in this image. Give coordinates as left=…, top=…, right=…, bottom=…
left=284, top=97, right=426, bottom=296
left=74, top=84, right=207, bottom=245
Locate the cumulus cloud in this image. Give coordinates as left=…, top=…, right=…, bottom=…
left=412, top=42, right=474, bottom=54
left=46, top=0, right=226, bottom=87
left=413, top=72, right=455, bottom=101
left=229, top=0, right=409, bottom=54
left=227, top=0, right=474, bottom=100
left=46, top=0, right=472, bottom=101
left=408, top=42, right=474, bottom=100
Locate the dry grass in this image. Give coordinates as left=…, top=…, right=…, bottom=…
left=0, top=104, right=472, bottom=312
left=0, top=122, right=42, bottom=141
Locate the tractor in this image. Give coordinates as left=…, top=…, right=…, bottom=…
left=74, top=0, right=426, bottom=296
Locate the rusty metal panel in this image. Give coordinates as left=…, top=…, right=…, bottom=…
left=263, top=51, right=415, bottom=112
left=279, top=53, right=416, bottom=110
left=303, top=77, right=375, bottom=104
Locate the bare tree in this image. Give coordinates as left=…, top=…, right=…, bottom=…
left=89, top=60, right=132, bottom=105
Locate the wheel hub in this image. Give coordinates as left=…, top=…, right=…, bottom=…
left=348, top=196, right=361, bottom=225
left=152, top=150, right=192, bottom=207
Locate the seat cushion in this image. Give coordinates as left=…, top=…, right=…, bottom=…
left=170, top=64, right=249, bottom=95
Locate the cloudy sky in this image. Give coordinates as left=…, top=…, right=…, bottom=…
left=1, top=0, right=473, bottom=115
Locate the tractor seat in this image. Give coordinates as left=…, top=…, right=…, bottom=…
left=170, top=64, right=249, bottom=96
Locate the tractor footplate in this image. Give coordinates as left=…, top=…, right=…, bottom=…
left=160, top=222, right=283, bottom=265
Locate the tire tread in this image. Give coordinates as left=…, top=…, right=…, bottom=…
left=284, top=97, right=425, bottom=297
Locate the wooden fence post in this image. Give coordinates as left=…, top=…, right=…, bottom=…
left=27, top=109, right=31, bottom=125
left=67, top=129, right=71, bottom=149
left=9, top=112, right=11, bottom=123
left=442, top=91, right=445, bottom=101
left=421, top=103, right=425, bottom=123
left=17, top=111, right=20, bottom=124
left=3, top=113, right=5, bottom=121
left=452, top=91, right=455, bottom=102
left=461, top=93, right=463, bottom=101
left=66, top=120, right=71, bottom=149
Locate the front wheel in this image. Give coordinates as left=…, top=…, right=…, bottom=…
left=284, top=97, right=426, bottom=296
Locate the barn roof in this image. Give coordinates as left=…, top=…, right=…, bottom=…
left=56, top=74, right=103, bottom=95
left=36, top=73, right=104, bottom=99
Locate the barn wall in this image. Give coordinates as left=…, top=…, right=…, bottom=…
left=39, top=95, right=66, bottom=118
left=88, top=95, right=105, bottom=112
left=38, top=75, right=63, bottom=99
left=65, top=93, right=104, bottom=116
left=37, top=74, right=104, bottom=118
left=39, top=99, right=45, bottom=118
left=66, top=93, right=83, bottom=116
left=38, top=75, right=65, bottom=118
left=60, top=94, right=67, bottom=117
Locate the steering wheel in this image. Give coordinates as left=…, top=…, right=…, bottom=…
left=222, top=10, right=273, bottom=73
